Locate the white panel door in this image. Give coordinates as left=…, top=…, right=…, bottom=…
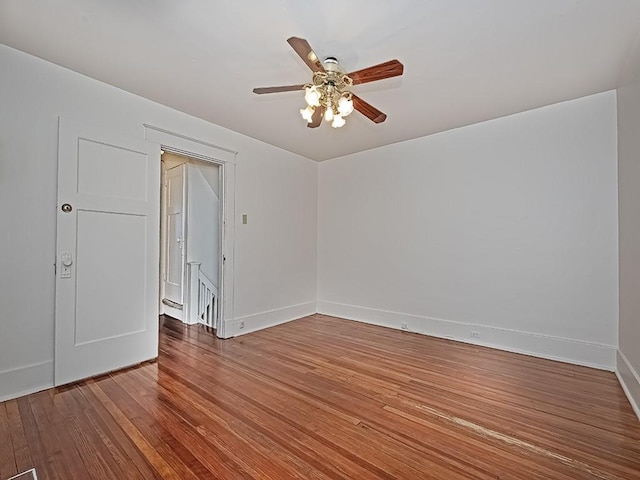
left=55, top=118, right=160, bottom=386
left=164, top=165, right=185, bottom=305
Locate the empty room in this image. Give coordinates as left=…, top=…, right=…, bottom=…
left=1, top=1, right=640, bottom=478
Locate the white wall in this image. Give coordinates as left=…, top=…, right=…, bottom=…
left=163, top=152, right=220, bottom=198
left=318, top=91, right=619, bottom=369
left=187, top=164, right=219, bottom=284
left=617, top=32, right=640, bottom=419
left=0, top=45, right=318, bottom=401
left=196, top=162, right=220, bottom=199
left=233, top=138, right=318, bottom=325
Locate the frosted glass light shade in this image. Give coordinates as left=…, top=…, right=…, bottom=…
left=324, top=106, right=334, bottom=122
left=304, top=86, right=321, bottom=107
left=331, top=115, right=346, bottom=128
left=300, top=106, right=315, bottom=122
left=338, top=96, right=354, bottom=116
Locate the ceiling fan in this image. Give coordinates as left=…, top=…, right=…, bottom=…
left=253, top=37, right=404, bottom=128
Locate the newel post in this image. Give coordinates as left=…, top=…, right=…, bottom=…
left=185, top=262, right=201, bottom=325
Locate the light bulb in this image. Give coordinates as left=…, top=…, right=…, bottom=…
left=324, top=106, right=334, bottom=122
left=331, top=115, right=346, bottom=128
left=304, top=86, right=321, bottom=107
left=338, top=96, right=354, bottom=116
left=300, top=106, right=315, bottom=123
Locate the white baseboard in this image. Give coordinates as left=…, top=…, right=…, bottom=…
left=317, top=301, right=616, bottom=371
left=616, top=350, right=640, bottom=422
left=226, top=301, right=316, bottom=337
left=161, top=303, right=185, bottom=323
left=0, top=360, right=54, bottom=402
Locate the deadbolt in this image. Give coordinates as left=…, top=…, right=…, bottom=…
left=61, top=203, right=73, bottom=213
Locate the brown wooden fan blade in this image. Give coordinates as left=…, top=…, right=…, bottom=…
left=287, top=37, right=325, bottom=72
left=253, top=84, right=305, bottom=94
left=307, top=107, right=323, bottom=128
left=352, top=94, right=387, bottom=123
left=347, top=59, right=404, bottom=85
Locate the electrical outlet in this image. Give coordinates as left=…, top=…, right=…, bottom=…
left=238, top=320, right=245, bottom=330
left=470, top=330, right=480, bottom=338
left=401, top=322, right=409, bottom=330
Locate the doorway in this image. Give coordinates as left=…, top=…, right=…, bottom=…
left=159, top=151, right=222, bottom=330
left=54, top=120, right=236, bottom=387
left=143, top=123, right=236, bottom=339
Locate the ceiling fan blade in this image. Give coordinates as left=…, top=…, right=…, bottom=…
left=352, top=94, right=387, bottom=123
left=287, top=37, right=325, bottom=72
left=347, top=59, right=404, bottom=85
left=307, top=106, right=323, bottom=128
left=253, top=84, right=305, bottom=94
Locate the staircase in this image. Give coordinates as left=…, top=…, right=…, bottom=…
left=185, top=262, right=218, bottom=328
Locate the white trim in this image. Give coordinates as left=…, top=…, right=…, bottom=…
left=143, top=125, right=235, bottom=338
left=159, top=161, right=168, bottom=316
left=143, top=124, right=237, bottom=163
left=162, top=302, right=184, bottom=322
left=219, top=162, right=235, bottom=337
left=616, top=350, right=640, bottom=422
left=0, top=361, right=53, bottom=402
left=226, top=302, right=316, bottom=337
left=317, top=301, right=617, bottom=370
left=7, top=468, right=38, bottom=480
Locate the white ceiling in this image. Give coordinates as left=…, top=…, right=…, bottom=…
left=2, top=1, right=640, bottom=161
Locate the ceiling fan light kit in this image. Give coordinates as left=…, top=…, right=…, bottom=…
left=298, top=59, right=355, bottom=128
left=253, top=37, right=404, bottom=129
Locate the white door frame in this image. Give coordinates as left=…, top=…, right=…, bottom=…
left=162, top=164, right=187, bottom=310
left=144, top=125, right=236, bottom=339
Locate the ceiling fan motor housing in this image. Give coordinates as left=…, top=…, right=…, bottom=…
left=323, top=57, right=345, bottom=73
left=313, top=57, right=353, bottom=91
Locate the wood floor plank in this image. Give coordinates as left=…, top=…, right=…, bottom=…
left=140, top=367, right=326, bottom=480
left=88, top=375, right=197, bottom=480
left=157, top=360, right=386, bottom=479
left=1, top=314, right=639, bottom=479
left=111, top=369, right=252, bottom=479
left=27, top=391, right=89, bottom=480
left=15, top=395, right=64, bottom=480
left=214, top=334, right=582, bottom=478
left=53, top=384, right=144, bottom=480
left=4, top=401, right=33, bottom=476
left=0, top=402, right=18, bottom=479
left=73, top=382, right=161, bottom=480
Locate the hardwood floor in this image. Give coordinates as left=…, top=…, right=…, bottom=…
left=1, top=314, right=639, bottom=479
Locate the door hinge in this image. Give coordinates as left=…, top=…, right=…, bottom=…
left=54, top=260, right=57, bottom=275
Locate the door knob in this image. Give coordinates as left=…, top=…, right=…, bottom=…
left=61, top=253, right=73, bottom=266
left=60, top=252, right=73, bottom=279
